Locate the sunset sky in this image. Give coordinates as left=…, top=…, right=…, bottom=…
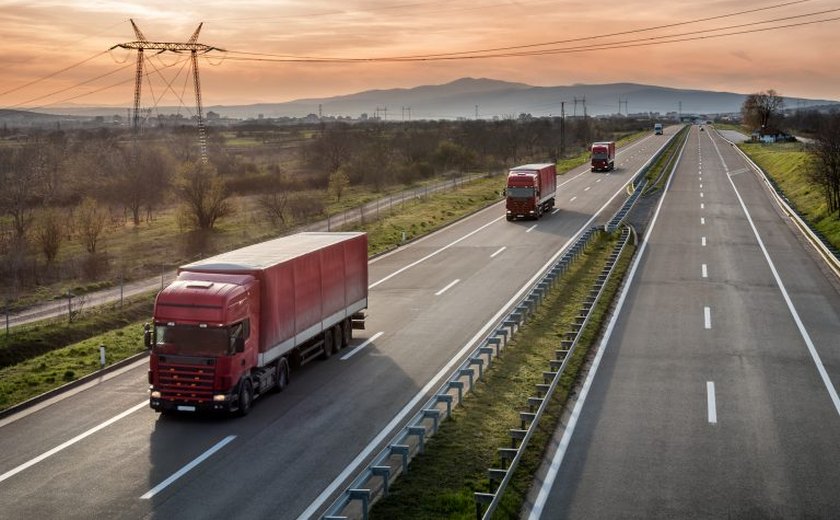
left=1, top=0, right=838, bottom=112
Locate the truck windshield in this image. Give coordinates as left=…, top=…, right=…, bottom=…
left=154, top=324, right=232, bottom=356
left=507, top=187, right=535, bottom=198
left=592, top=152, right=609, bottom=160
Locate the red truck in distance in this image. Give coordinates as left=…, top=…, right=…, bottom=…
left=146, top=232, right=368, bottom=416
left=505, top=163, right=557, bottom=221
left=590, top=141, right=616, bottom=172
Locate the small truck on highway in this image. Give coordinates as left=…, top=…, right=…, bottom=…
left=505, top=163, right=557, bottom=221
left=590, top=141, right=616, bottom=172
left=654, top=123, right=663, bottom=135
left=146, top=232, right=368, bottom=415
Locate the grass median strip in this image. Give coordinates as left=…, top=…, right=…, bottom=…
left=371, top=230, right=636, bottom=520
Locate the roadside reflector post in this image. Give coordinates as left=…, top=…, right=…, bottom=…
left=99, top=344, right=106, bottom=369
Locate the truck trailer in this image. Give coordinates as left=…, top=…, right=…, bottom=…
left=505, top=163, right=557, bottom=221
left=590, top=141, right=616, bottom=172
left=146, top=232, right=368, bottom=415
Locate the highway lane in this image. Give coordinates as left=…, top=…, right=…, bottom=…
left=0, top=130, right=674, bottom=519
left=530, top=126, right=840, bottom=518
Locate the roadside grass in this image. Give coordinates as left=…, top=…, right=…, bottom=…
left=0, top=296, right=153, bottom=370
left=351, top=175, right=504, bottom=256
left=0, top=318, right=149, bottom=412
left=371, top=230, right=636, bottom=520
left=0, top=175, right=504, bottom=412
left=738, top=142, right=840, bottom=250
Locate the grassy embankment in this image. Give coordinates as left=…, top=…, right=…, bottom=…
left=371, top=230, right=636, bottom=519
left=739, top=142, right=840, bottom=249
left=0, top=174, right=504, bottom=412
left=644, top=126, right=691, bottom=192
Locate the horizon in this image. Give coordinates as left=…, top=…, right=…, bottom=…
left=1, top=1, right=838, bottom=112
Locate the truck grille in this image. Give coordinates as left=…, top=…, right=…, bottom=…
left=157, top=357, right=216, bottom=403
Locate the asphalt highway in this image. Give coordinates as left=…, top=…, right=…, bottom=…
left=0, top=130, right=673, bottom=520
left=528, top=126, right=840, bottom=519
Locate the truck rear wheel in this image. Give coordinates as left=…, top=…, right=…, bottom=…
left=321, top=329, right=334, bottom=360
left=274, top=358, right=289, bottom=392
left=341, top=318, right=352, bottom=348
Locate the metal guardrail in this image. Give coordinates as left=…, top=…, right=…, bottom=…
left=321, top=226, right=603, bottom=520
left=715, top=130, right=840, bottom=278
left=474, top=224, right=632, bottom=520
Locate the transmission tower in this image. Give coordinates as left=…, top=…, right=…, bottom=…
left=112, top=19, right=223, bottom=164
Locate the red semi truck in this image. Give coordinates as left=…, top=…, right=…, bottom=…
left=505, top=163, right=557, bottom=221
left=590, top=141, right=616, bottom=172
left=146, top=232, right=368, bottom=415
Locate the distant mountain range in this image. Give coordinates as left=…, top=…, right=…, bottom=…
left=7, top=78, right=840, bottom=123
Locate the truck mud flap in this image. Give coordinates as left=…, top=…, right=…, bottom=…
left=351, top=311, right=366, bottom=330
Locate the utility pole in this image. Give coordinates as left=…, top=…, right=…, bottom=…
left=560, top=101, right=566, bottom=159
left=475, top=104, right=479, bottom=119
left=112, top=19, right=223, bottom=164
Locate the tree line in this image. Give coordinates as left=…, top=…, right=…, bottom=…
left=0, top=115, right=644, bottom=298
left=741, top=90, right=840, bottom=219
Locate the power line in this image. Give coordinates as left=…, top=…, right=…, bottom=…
left=0, top=50, right=110, bottom=97
left=220, top=11, right=839, bottom=64
left=221, top=0, right=819, bottom=62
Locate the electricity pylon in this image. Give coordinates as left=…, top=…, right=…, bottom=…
left=111, top=19, right=223, bottom=163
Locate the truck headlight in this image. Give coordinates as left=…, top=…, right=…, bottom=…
left=150, top=390, right=161, bottom=398
left=213, top=394, right=228, bottom=402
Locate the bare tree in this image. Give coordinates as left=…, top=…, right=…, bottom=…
left=33, top=208, right=63, bottom=264
left=174, top=161, right=234, bottom=230
left=0, top=145, right=41, bottom=240
left=76, top=196, right=109, bottom=253
left=328, top=168, right=351, bottom=202
left=809, top=112, right=840, bottom=217
left=742, top=90, right=785, bottom=133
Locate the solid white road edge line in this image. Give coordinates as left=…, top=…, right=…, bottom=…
left=707, top=382, right=718, bottom=424
left=141, top=435, right=236, bottom=499
left=707, top=131, right=840, bottom=416
left=300, top=152, right=653, bottom=520
left=490, top=246, right=507, bottom=258
left=0, top=401, right=148, bottom=484
left=527, top=123, right=688, bottom=520
left=435, top=279, right=461, bottom=296
left=340, top=332, right=384, bottom=361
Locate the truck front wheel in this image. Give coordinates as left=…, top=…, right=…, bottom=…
left=237, top=379, right=253, bottom=416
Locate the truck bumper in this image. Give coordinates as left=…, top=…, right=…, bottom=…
left=150, top=392, right=235, bottom=414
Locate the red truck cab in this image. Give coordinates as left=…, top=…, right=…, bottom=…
left=590, top=141, right=616, bottom=172
left=505, top=163, right=557, bottom=221
left=148, top=273, right=261, bottom=414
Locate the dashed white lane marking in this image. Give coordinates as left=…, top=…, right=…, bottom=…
left=570, top=196, right=577, bottom=202
left=701, top=217, right=706, bottom=225
left=141, top=435, right=237, bottom=499
left=341, top=331, right=385, bottom=360
left=435, top=279, right=460, bottom=296
left=702, top=264, right=708, bottom=278
left=526, top=224, right=538, bottom=233
left=704, top=306, right=712, bottom=329
left=490, top=246, right=507, bottom=258
left=702, top=237, right=707, bottom=247
left=707, top=382, right=718, bottom=424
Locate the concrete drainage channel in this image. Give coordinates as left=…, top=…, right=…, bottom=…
left=321, top=224, right=628, bottom=520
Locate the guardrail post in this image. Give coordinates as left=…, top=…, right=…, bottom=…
left=348, top=489, right=371, bottom=520
left=390, top=444, right=410, bottom=473
left=371, top=466, right=391, bottom=497
left=408, top=425, right=426, bottom=453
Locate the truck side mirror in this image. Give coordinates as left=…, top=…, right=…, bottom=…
left=143, top=322, right=153, bottom=350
